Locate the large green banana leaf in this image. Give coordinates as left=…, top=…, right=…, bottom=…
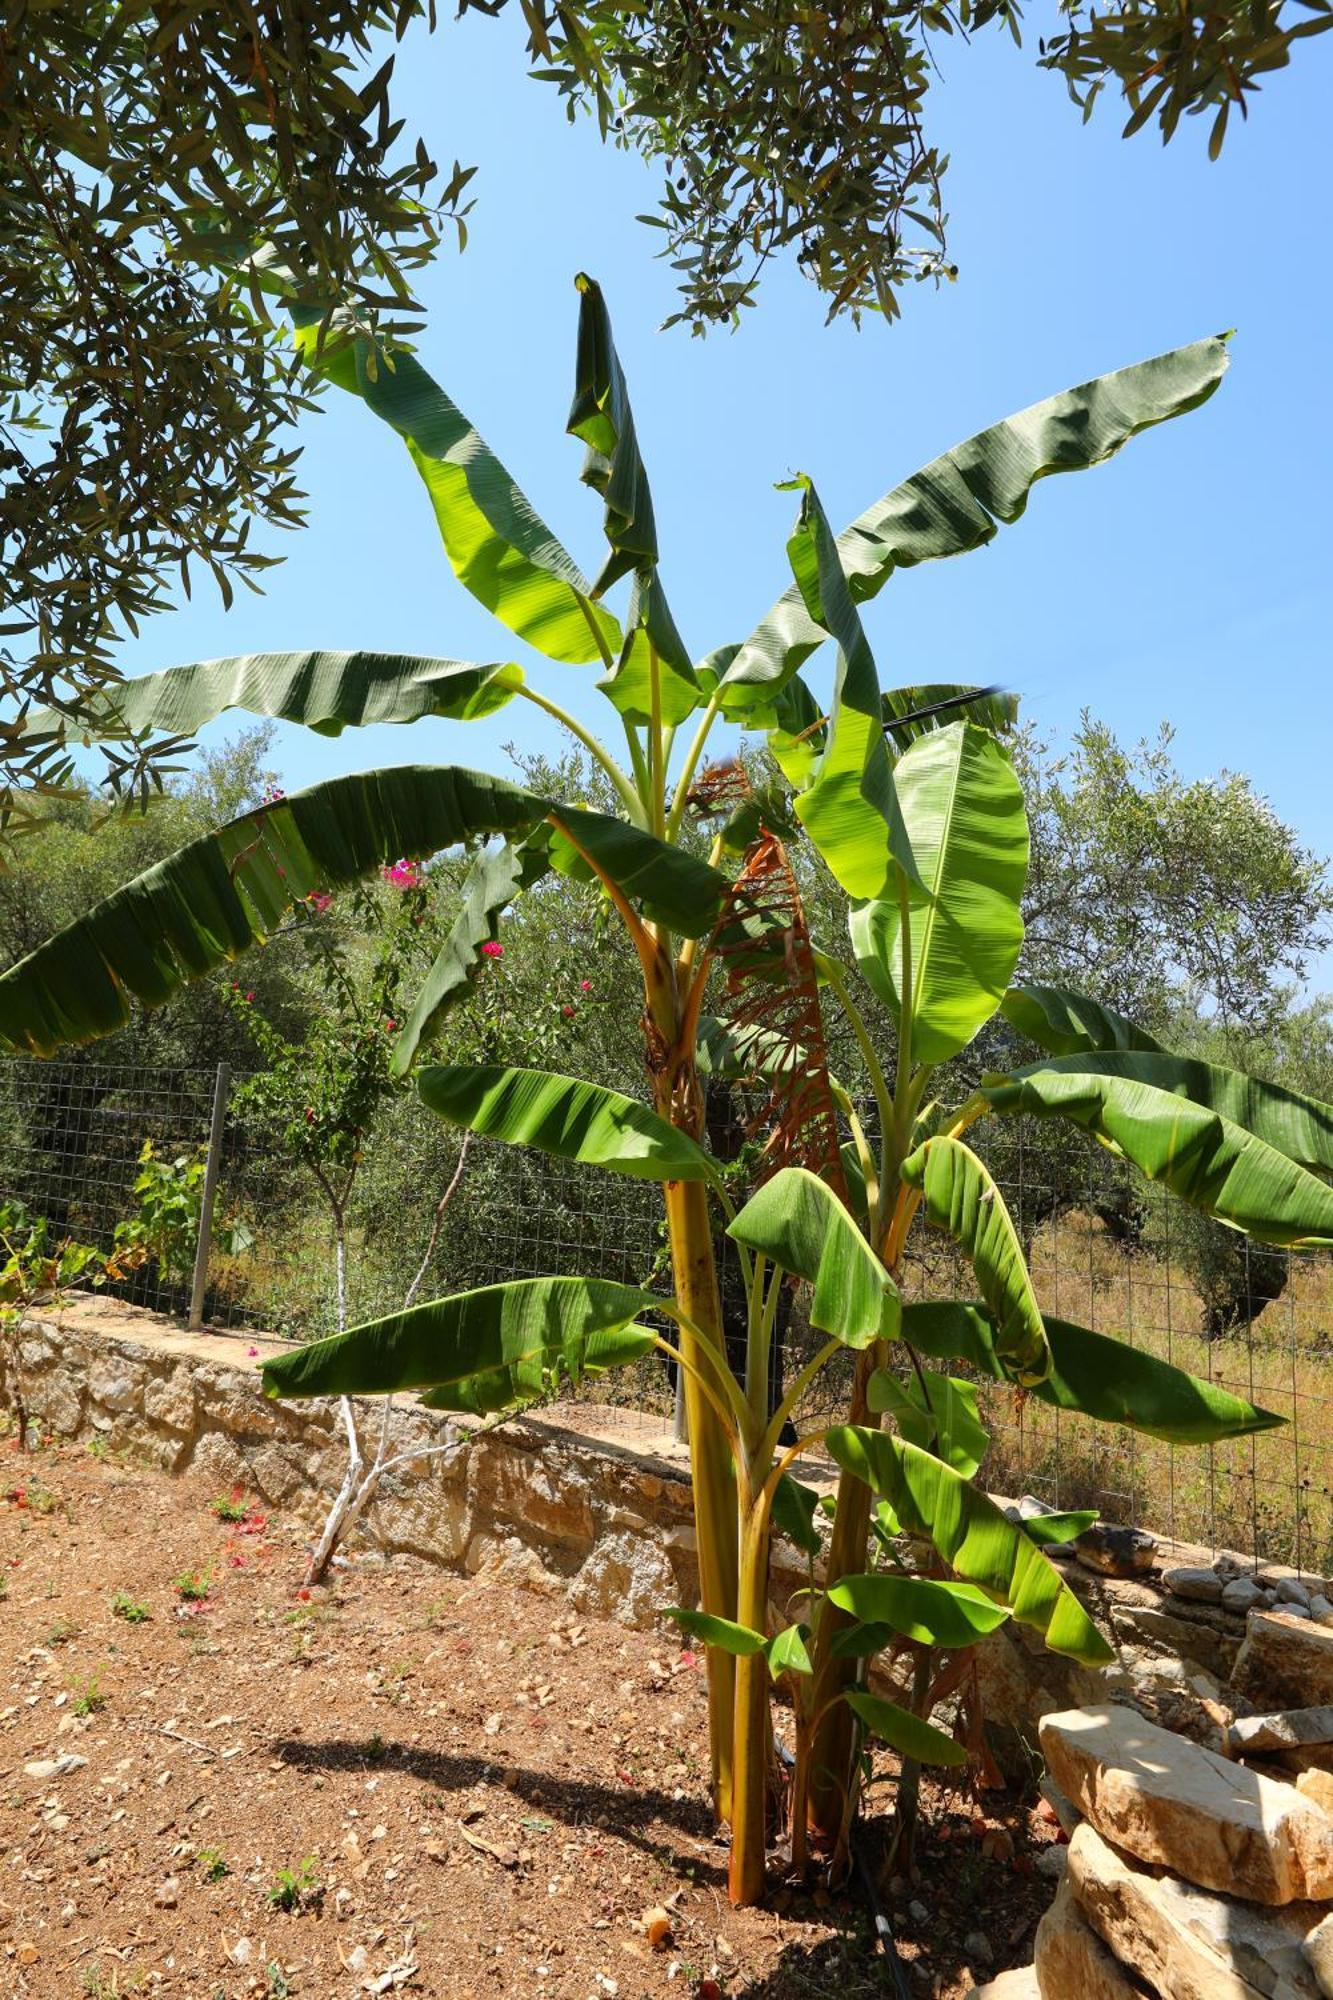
left=850, top=721, right=1028, bottom=1064
left=881, top=684, right=1020, bottom=755
left=1000, top=985, right=1165, bottom=1058
left=981, top=1061, right=1333, bottom=1246
left=417, top=1064, right=718, bottom=1182
left=828, top=1573, right=1011, bottom=1646
left=390, top=839, right=548, bottom=1078
left=291, top=306, right=620, bottom=667
left=0, top=764, right=547, bottom=1056
left=826, top=1426, right=1114, bottom=1665
left=1004, top=1050, right=1333, bottom=1179
left=727, top=1166, right=895, bottom=1348
left=262, top=1275, right=659, bottom=1416
left=0, top=766, right=728, bottom=1055
left=22, top=651, right=524, bottom=746
left=902, top=1136, right=1051, bottom=1384
left=718, top=334, right=1230, bottom=710
left=786, top=480, right=919, bottom=902
left=901, top=1301, right=1284, bottom=1444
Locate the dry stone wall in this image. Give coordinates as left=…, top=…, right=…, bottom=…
left=3, top=1299, right=729, bottom=1626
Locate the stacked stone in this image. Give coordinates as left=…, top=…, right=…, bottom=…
left=971, top=1700, right=1333, bottom=1997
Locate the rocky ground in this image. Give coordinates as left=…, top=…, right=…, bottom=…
left=0, top=1436, right=1060, bottom=1999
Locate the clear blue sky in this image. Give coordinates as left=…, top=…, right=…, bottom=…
left=127, top=12, right=1332, bottom=974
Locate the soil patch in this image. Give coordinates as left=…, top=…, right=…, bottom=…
left=1, top=1437, right=1056, bottom=1997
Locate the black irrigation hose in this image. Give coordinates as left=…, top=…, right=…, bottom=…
left=850, top=1830, right=915, bottom=2000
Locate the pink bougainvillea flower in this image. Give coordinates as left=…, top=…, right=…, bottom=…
left=296, top=1587, right=312, bottom=1603
left=580, top=979, right=592, bottom=992
left=246, top=1346, right=259, bottom=1358
left=262, top=785, right=286, bottom=804
left=307, top=891, right=333, bottom=914
left=385, top=1017, right=397, bottom=1032
left=382, top=858, right=422, bottom=889
left=245, top=991, right=254, bottom=1004
left=561, top=1004, right=575, bottom=1018
left=480, top=940, right=503, bottom=959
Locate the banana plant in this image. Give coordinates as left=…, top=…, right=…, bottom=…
left=0, top=279, right=1263, bottom=1902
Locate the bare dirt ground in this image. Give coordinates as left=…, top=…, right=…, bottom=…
left=0, top=1437, right=1057, bottom=1999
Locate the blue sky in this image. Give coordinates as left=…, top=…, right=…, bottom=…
left=126, top=12, right=1332, bottom=973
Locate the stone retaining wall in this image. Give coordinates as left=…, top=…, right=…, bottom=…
left=3, top=1298, right=723, bottom=1627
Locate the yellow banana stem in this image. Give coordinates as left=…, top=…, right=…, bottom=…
left=728, top=1483, right=772, bottom=1907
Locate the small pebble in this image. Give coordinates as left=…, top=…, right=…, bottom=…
left=964, top=1930, right=994, bottom=1967
left=908, top=1899, right=929, bottom=1924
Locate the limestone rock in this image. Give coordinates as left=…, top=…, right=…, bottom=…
left=86, top=1356, right=143, bottom=1413
left=1075, top=1524, right=1159, bottom=1579
left=969, top=1968, right=1040, bottom=1998
left=143, top=1369, right=197, bottom=1433
left=1039, top=1704, right=1333, bottom=1903
left=1236, top=1614, right=1333, bottom=1709
left=24, top=1371, right=83, bottom=1435
left=1303, top=1912, right=1333, bottom=1999
left=1035, top=1875, right=1145, bottom=1997
left=1111, top=1602, right=1236, bottom=1680
left=1164, top=1565, right=1225, bottom=1605
left=1228, top=1709, right=1333, bottom=1759
left=569, top=1528, right=677, bottom=1627
left=1297, top=1770, right=1333, bottom=1817
left=1066, top=1819, right=1323, bottom=1999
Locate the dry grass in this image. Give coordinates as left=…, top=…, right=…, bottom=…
left=980, top=1212, right=1333, bottom=1572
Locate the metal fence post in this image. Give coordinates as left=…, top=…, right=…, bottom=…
left=189, top=1062, right=230, bottom=1331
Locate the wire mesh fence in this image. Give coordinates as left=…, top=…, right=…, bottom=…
left=2, top=1057, right=1331, bottom=1573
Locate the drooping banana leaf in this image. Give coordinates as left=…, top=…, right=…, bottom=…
left=881, top=683, right=1020, bottom=754
left=980, top=1061, right=1333, bottom=1246
left=845, top=1691, right=968, bottom=1767
left=850, top=721, right=1028, bottom=1064
left=718, top=334, right=1231, bottom=710
left=902, top=1136, right=1050, bottom=1384
left=390, top=838, right=548, bottom=1078
left=826, top=1426, right=1114, bottom=1665
left=1000, top=985, right=1166, bottom=1058
left=828, top=1573, right=1012, bottom=1646
left=261, top=1275, right=659, bottom=1415
left=900, top=1301, right=1284, bottom=1444
left=785, top=479, right=919, bottom=902
left=416, top=1064, right=718, bottom=1182
left=21, top=651, right=525, bottom=746
left=868, top=1366, right=990, bottom=1478
left=1002, top=1050, right=1333, bottom=1179
left=0, top=764, right=548, bottom=1056
left=727, top=1166, right=896, bottom=1348
left=291, top=304, right=620, bottom=666
left=0, top=765, right=729, bottom=1055
left=544, top=806, right=727, bottom=936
